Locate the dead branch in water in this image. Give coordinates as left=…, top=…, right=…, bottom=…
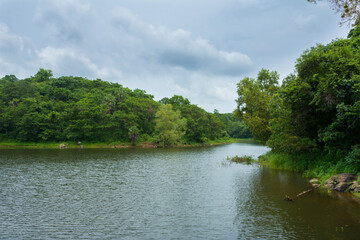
left=284, top=186, right=320, bottom=201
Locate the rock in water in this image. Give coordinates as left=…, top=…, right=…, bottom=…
left=324, top=173, right=358, bottom=192
left=349, top=182, right=360, bottom=193
left=309, top=178, right=321, bottom=188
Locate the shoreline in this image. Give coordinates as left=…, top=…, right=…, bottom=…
left=0, top=138, right=257, bottom=149
left=227, top=154, right=360, bottom=200
left=256, top=152, right=360, bottom=199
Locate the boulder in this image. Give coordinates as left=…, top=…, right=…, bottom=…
left=349, top=182, right=360, bottom=193
left=309, top=178, right=321, bottom=188
left=324, top=173, right=358, bottom=192
left=335, top=182, right=349, bottom=192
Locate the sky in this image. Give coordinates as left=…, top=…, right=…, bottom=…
left=0, top=0, right=350, bottom=113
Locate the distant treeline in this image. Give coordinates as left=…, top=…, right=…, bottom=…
left=0, top=70, right=251, bottom=144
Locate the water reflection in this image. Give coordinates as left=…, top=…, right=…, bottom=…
left=233, top=166, right=360, bottom=239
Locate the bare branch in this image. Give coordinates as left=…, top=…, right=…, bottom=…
left=308, top=0, right=360, bottom=26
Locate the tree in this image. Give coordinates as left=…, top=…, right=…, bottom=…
left=155, top=104, right=186, bottom=147
left=159, top=95, right=190, bottom=110
left=308, top=0, right=360, bottom=25
left=159, top=95, right=226, bottom=142
left=267, top=26, right=360, bottom=156
left=267, top=90, right=316, bottom=153
left=0, top=70, right=230, bottom=144
left=128, top=126, right=140, bottom=146
left=235, top=69, right=279, bottom=143
left=34, top=69, right=53, bottom=82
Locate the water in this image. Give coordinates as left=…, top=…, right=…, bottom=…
left=0, top=143, right=359, bottom=239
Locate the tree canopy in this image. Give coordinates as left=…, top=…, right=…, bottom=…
left=155, top=104, right=186, bottom=147
left=0, top=71, right=249, bottom=145
left=235, top=69, right=279, bottom=143
left=237, top=26, right=360, bottom=165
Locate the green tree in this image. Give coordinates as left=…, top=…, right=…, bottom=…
left=235, top=69, right=279, bottom=143
left=128, top=126, right=140, bottom=146
left=214, top=112, right=252, bottom=138
left=34, top=69, right=53, bottom=82
left=0, top=70, right=229, bottom=144
left=267, top=90, right=315, bottom=153
left=160, top=95, right=226, bottom=142
left=267, top=26, right=360, bottom=157
left=155, top=104, right=186, bottom=147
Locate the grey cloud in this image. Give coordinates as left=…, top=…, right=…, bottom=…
left=34, top=0, right=92, bottom=43
left=159, top=50, right=202, bottom=71
left=0, top=23, right=24, bottom=57
left=111, top=9, right=253, bottom=76
left=36, top=11, right=83, bottom=42
left=36, top=46, right=122, bottom=79
left=0, top=22, right=35, bottom=76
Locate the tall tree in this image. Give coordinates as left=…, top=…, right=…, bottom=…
left=267, top=26, right=360, bottom=156
left=128, top=126, right=140, bottom=146
left=155, top=104, right=186, bottom=147
left=235, top=69, right=279, bottom=143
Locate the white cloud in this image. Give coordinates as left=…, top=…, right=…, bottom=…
left=36, top=46, right=122, bottom=79
left=0, top=23, right=24, bottom=51
left=294, top=15, right=315, bottom=26
left=0, top=22, right=34, bottom=77
left=34, top=0, right=92, bottom=42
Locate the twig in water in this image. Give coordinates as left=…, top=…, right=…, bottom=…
left=284, top=185, right=320, bottom=201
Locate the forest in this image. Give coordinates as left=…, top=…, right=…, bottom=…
left=236, top=26, right=360, bottom=176
left=0, top=70, right=250, bottom=146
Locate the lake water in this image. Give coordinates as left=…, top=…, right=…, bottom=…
left=1, top=143, right=360, bottom=239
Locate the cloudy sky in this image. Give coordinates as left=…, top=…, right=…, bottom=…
left=0, top=0, right=350, bottom=112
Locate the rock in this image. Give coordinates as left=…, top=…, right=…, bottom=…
left=335, top=182, right=349, bottom=192
left=309, top=178, right=319, bottom=184
left=309, top=178, right=321, bottom=187
left=349, top=182, right=360, bottom=193
left=324, top=173, right=358, bottom=192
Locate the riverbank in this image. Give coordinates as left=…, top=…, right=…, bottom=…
left=0, top=138, right=256, bottom=149
left=257, top=151, right=360, bottom=197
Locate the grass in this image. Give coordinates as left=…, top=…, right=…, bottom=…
left=0, top=141, right=63, bottom=149
left=258, top=151, right=360, bottom=184
left=0, top=141, right=156, bottom=149
left=0, top=138, right=255, bottom=149
left=230, top=155, right=255, bottom=164
left=352, top=192, right=360, bottom=198
left=229, top=150, right=360, bottom=198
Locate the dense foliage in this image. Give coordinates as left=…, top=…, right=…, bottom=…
left=234, top=69, right=279, bottom=143
left=159, top=95, right=251, bottom=143
left=213, top=111, right=252, bottom=139
left=155, top=104, right=186, bottom=147
left=236, top=27, right=360, bottom=171
left=0, top=71, right=250, bottom=145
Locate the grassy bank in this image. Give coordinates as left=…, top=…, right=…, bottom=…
left=0, top=138, right=255, bottom=149
left=258, top=151, right=360, bottom=183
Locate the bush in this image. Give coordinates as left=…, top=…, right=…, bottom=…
left=231, top=155, right=254, bottom=164
left=345, top=145, right=360, bottom=172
